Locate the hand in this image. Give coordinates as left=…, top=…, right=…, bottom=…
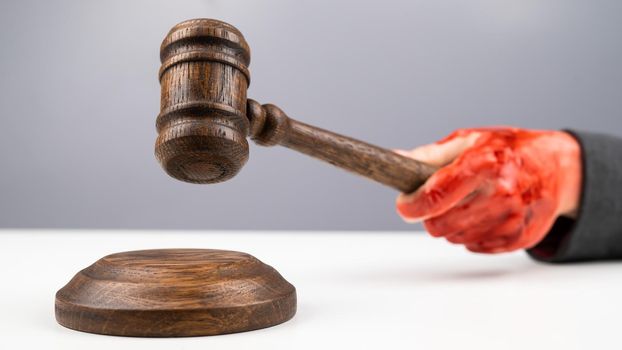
left=396, top=127, right=582, bottom=253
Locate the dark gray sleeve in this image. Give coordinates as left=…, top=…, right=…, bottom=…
left=527, top=130, right=622, bottom=262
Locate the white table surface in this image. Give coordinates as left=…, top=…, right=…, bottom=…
left=0, top=230, right=619, bottom=349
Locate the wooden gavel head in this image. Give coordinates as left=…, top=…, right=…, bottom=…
left=156, top=19, right=436, bottom=192
left=156, top=19, right=252, bottom=184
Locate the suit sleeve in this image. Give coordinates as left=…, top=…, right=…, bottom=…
left=527, top=130, right=622, bottom=262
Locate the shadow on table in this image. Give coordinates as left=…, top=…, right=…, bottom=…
left=330, top=256, right=622, bottom=286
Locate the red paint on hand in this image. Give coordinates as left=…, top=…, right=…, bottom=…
left=396, top=127, right=582, bottom=253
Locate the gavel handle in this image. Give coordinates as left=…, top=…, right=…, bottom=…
left=247, top=99, right=437, bottom=193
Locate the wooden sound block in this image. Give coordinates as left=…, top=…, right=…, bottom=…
left=55, top=249, right=297, bottom=337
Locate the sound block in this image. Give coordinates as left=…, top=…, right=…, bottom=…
left=55, top=249, right=296, bottom=337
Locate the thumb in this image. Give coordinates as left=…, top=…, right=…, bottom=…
left=395, top=130, right=483, bottom=222
left=395, top=130, right=482, bottom=167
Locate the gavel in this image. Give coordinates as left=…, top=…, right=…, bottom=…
left=155, top=19, right=436, bottom=193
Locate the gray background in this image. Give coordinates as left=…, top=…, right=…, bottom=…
left=0, top=0, right=620, bottom=230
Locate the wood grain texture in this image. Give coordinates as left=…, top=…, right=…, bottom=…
left=55, top=249, right=297, bottom=337
left=155, top=19, right=251, bottom=184
left=247, top=100, right=436, bottom=193
left=156, top=18, right=437, bottom=192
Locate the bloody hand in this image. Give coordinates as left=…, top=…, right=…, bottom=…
left=396, top=127, right=582, bottom=253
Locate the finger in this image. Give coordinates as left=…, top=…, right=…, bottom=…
left=443, top=212, right=518, bottom=244
left=425, top=220, right=461, bottom=238
left=444, top=207, right=521, bottom=244
left=396, top=156, right=486, bottom=221
left=445, top=231, right=466, bottom=243
left=465, top=233, right=521, bottom=254
left=394, top=131, right=482, bottom=167
left=464, top=216, right=524, bottom=253
left=396, top=171, right=480, bottom=222
left=422, top=191, right=495, bottom=238
left=466, top=242, right=512, bottom=254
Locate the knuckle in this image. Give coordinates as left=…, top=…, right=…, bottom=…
left=445, top=234, right=466, bottom=244
left=423, top=219, right=446, bottom=237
